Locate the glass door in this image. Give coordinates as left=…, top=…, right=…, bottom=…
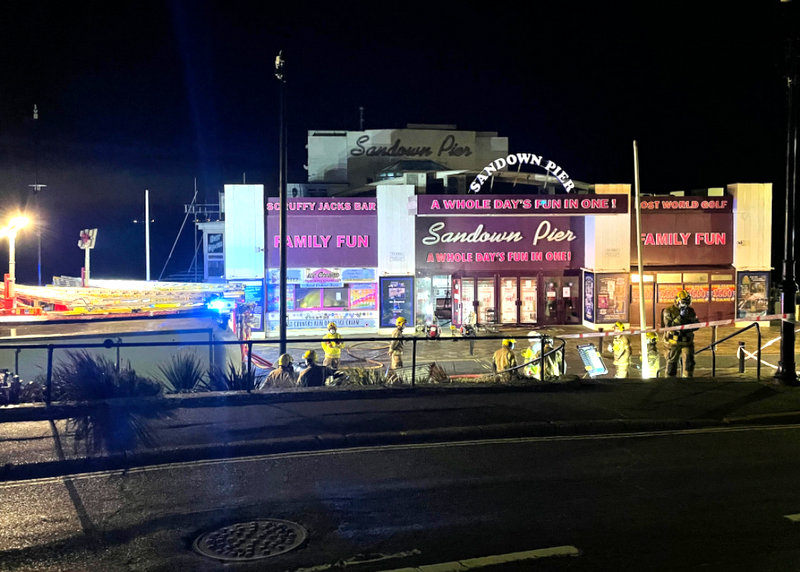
left=462, top=278, right=475, bottom=324
left=520, top=277, right=537, bottom=323
left=541, top=276, right=562, bottom=325
left=477, top=277, right=496, bottom=324
left=500, top=277, right=518, bottom=323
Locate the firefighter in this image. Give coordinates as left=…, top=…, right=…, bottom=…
left=644, top=331, right=661, bottom=378
left=521, top=331, right=542, bottom=378
left=259, top=353, right=297, bottom=389
left=389, top=317, right=406, bottom=372
left=492, top=338, right=518, bottom=382
left=662, top=289, right=699, bottom=377
left=607, top=321, right=631, bottom=378
left=321, top=322, right=344, bottom=370
left=297, top=350, right=332, bottom=387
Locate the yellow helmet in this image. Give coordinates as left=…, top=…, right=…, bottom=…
left=396, top=316, right=407, bottom=327
left=303, top=349, right=317, bottom=363
left=502, top=338, right=516, bottom=347
left=327, top=322, right=337, bottom=331
left=646, top=331, right=658, bottom=342
left=277, top=353, right=293, bottom=366
left=676, top=289, right=692, bottom=306
left=614, top=321, right=626, bottom=332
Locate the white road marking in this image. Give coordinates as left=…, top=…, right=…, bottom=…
left=784, top=513, right=800, bottom=522
left=378, top=546, right=580, bottom=571
left=4, top=423, right=800, bottom=488
left=294, top=549, right=422, bottom=572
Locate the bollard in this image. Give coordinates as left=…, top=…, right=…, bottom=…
left=738, top=341, right=746, bottom=373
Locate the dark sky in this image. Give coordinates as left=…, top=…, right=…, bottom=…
left=0, top=1, right=794, bottom=283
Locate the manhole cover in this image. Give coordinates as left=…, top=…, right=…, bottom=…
left=193, top=519, right=307, bottom=562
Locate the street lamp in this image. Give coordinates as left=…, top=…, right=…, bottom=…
left=275, top=50, right=288, bottom=355
left=0, top=216, right=30, bottom=284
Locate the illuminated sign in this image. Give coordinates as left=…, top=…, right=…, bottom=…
left=639, top=198, right=732, bottom=212
left=470, top=153, right=575, bottom=193
left=349, top=133, right=472, bottom=158
left=417, top=194, right=628, bottom=215
left=416, top=216, right=583, bottom=271
left=632, top=196, right=733, bottom=266
left=266, top=198, right=377, bottom=267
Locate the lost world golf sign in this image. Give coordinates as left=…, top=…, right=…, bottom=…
left=470, top=153, right=575, bottom=193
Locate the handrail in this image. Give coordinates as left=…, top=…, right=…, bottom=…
left=503, top=336, right=565, bottom=382
left=695, top=322, right=761, bottom=380
left=0, top=333, right=527, bottom=406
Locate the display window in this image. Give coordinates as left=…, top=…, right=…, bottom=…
left=268, top=284, right=376, bottom=312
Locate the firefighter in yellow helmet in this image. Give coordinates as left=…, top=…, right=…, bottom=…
left=644, top=331, right=661, bottom=378
left=297, top=349, right=332, bottom=387
left=492, top=338, right=518, bottom=383
left=607, top=321, right=631, bottom=378
left=388, top=316, right=407, bottom=373
left=321, top=321, right=344, bottom=370
left=662, top=289, right=699, bottom=377
left=259, top=353, right=297, bottom=389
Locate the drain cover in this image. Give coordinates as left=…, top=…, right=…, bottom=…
left=193, top=519, right=307, bottom=562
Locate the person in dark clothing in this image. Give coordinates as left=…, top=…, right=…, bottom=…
left=297, top=350, right=332, bottom=387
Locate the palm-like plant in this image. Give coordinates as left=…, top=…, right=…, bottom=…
left=203, top=361, right=262, bottom=392
left=54, top=351, right=165, bottom=455
left=158, top=352, right=206, bottom=393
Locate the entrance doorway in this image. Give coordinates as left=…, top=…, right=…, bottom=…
left=499, top=277, right=538, bottom=324
left=540, top=275, right=580, bottom=325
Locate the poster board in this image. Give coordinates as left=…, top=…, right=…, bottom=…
left=577, top=343, right=608, bottom=377
left=379, top=276, right=415, bottom=328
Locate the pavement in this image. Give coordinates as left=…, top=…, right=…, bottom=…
left=1, top=322, right=798, bottom=483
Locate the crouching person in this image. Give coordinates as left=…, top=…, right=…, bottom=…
left=297, top=350, right=332, bottom=388
left=258, top=353, right=297, bottom=389
left=492, top=338, right=518, bottom=383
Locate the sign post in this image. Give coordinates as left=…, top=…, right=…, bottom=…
left=633, top=141, right=651, bottom=377
left=78, top=228, right=97, bottom=287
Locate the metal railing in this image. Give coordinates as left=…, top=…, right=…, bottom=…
left=0, top=333, right=567, bottom=405
left=695, top=322, right=761, bottom=380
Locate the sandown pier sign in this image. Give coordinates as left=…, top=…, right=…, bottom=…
left=470, top=153, right=575, bottom=193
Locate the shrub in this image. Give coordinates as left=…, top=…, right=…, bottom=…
left=203, top=361, right=263, bottom=392
left=158, top=352, right=206, bottom=393
left=343, top=366, right=388, bottom=385
left=53, top=351, right=164, bottom=455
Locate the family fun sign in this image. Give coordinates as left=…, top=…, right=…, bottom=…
left=470, top=153, right=576, bottom=193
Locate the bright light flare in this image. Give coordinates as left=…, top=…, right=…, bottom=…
left=1, top=216, right=31, bottom=238
left=8, top=216, right=30, bottom=231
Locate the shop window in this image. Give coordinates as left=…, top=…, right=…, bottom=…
left=295, top=288, right=321, bottom=309
left=323, top=287, right=348, bottom=308
left=656, top=273, right=682, bottom=283
left=275, top=285, right=378, bottom=312
left=683, top=273, right=708, bottom=283
left=207, top=260, right=224, bottom=278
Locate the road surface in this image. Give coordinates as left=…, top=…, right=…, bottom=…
left=2, top=423, right=800, bottom=570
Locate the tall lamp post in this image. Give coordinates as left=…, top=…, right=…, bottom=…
left=1, top=216, right=30, bottom=284
left=776, top=0, right=799, bottom=385
left=275, top=50, right=288, bottom=355
left=31, top=104, right=46, bottom=287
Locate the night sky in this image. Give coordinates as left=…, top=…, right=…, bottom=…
left=0, top=1, right=794, bottom=284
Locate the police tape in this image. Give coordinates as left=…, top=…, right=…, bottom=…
left=556, top=313, right=791, bottom=340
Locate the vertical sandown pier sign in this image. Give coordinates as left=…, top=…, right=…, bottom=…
left=470, top=153, right=575, bottom=193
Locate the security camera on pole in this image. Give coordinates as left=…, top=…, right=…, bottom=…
left=78, top=228, right=97, bottom=287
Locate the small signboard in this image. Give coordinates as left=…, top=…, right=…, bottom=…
left=78, top=228, right=97, bottom=249
left=577, top=343, right=608, bottom=377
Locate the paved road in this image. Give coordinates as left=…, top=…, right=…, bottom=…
left=3, top=424, right=800, bottom=571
